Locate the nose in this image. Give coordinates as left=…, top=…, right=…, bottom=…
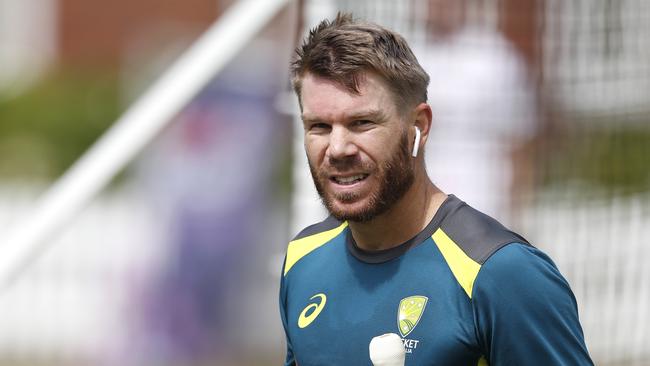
left=326, top=125, right=358, bottom=160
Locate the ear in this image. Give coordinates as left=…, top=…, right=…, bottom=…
left=411, top=102, right=433, bottom=154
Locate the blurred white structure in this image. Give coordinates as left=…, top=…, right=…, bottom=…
left=418, top=21, right=537, bottom=225
left=0, top=0, right=293, bottom=363
left=0, top=186, right=163, bottom=359
left=544, top=1, right=650, bottom=119
left=0, top=0, right=57, bottom=97
left=522, top=192, right=650, bottom=364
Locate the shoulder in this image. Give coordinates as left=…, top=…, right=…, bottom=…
left=283, top=216, right=348, bottom=276
left=474, top=243, right=572, bottom=303
left=479, top=244, right=561, bottom=281
left=471, top=245, right=592, bottom=365
left=431, top=196, right=530, bottom=298
left=436, top=198, right=530, bottom=264
left=439, top=200, right=591, bottom=363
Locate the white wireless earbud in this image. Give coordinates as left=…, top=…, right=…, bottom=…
left=412, top=126, right=421, bottom=157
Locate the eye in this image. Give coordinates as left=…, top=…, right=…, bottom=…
left=352, top=120, right=374, bottom=128
left=308, top=122, right=331, bottom=132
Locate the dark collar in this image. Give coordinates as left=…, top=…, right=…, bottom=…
left=346, top=194, right=463, bottom=264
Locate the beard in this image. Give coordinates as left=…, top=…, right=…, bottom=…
left=308, top=130, right=415, bottom=222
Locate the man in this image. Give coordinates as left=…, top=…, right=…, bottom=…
left=280, top=13, right=592, bottom=366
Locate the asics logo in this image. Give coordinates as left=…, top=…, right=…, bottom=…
left=298, top=293, right=327, bottom=328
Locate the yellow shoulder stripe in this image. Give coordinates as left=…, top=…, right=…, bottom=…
left=284, top=222, right=348, bottom=276
left=432, top=228, right=481, bottom=298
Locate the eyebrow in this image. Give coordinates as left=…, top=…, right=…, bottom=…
left=300, top=114, right=322, bottom=125
left=301, top=109, right=389, bottom=124
left=347, top=109, right=388, bottom=122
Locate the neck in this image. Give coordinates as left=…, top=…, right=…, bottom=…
left=348, top=173, right=447, bottom=251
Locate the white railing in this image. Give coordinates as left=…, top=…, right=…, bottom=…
left=0, top=0, right=292, bottom=290
left=522, top=193, right=650, bottom=366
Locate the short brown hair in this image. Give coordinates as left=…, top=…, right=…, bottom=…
left=291, top=13, right=429, bottom=114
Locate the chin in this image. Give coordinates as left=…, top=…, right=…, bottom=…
left=326, top=198, right=377, bottom=223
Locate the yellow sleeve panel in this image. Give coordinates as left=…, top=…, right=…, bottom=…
left=432, top=228, right=482, bottom=298
left=284, top=222, right=349, bottom=276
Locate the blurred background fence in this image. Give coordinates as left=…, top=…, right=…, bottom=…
left=0, top=0, right=649, bottom=365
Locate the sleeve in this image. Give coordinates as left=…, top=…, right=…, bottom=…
left=472, top=243, right=593, bottom=365
left=279, top=259, right=296, bottom=366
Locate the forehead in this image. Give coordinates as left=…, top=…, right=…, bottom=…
left=300, top=72, right=398, bottom=122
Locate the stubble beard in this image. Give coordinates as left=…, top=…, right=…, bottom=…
left=308, top=131, right=415, bottom=222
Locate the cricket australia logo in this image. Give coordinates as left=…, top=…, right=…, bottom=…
left=397, top=295, right=428, bottom=354
left=398, top=295, right=428, bottom=337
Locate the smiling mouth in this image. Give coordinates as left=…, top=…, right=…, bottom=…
left=331, top=174, right=369, bottom=185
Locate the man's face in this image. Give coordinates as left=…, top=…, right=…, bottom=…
left=300, top=72, right=415, bottom=222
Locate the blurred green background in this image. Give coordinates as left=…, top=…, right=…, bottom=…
left=0, top=69, right=119, bottom=180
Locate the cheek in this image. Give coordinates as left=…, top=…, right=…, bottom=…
left=357, top=132, right=397, bottom=163
left=304, top=137, right=327, bottom=164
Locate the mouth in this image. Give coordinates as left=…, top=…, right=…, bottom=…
left=330, top=174, right=370, bottom=186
